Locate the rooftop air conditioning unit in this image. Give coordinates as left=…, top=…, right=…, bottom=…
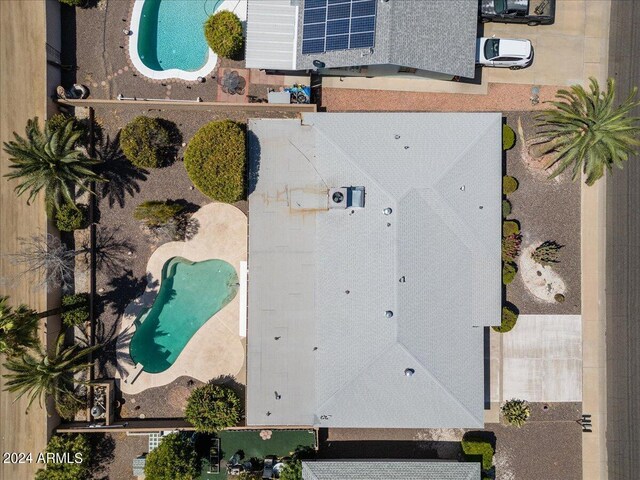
left=328, top=187, right=348, bottom=209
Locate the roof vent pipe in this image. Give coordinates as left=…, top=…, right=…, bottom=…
left=383, top=207, right=392, bottom=215
left=404, top=368, right=415, bottom=377
left=385, top=310, right=394, bottom=318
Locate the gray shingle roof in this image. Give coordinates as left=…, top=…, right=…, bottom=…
left=294, top=0, right=478, bottom=77
left=247, top=113, right=502, bottom=429
left=302, top=460, right=480, bottom=480
left=246, top=0, right=479, bottom=77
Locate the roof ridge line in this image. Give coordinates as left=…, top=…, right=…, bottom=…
left=396, top=341, right=483, bottom=425
left=315, top=341, right=396, bottom=414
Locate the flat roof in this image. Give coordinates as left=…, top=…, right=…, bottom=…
left=247, top=113, right=502, bottom=428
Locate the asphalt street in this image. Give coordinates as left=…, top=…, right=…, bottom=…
left=606, top=1, right=640, bottom=478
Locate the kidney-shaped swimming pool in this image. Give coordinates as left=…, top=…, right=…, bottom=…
left=129, top=256, right=239, bottom=373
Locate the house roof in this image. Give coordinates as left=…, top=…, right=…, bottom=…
left=246, top=113, right=502, bottom=429
left=246, top=0, right=479, bottom=77
left=301, top=460, right=480, bottom=480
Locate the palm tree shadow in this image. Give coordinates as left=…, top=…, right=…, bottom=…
left=96, top=133, right=148, bottom=208
left=101, top=270, right=149, bottom=317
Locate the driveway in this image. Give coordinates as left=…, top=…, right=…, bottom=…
left=484, top=0, right=610, bottom=86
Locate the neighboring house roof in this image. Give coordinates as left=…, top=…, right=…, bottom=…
left=246, top=0, right=478, bottom=77
left=245, top=0, right=299, bottom=70
left=246, top=113, right=502, bottom=429
left=301, top=460, right=480, bottom=480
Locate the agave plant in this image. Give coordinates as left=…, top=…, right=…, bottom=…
left=0, top=296, right=41, bottom=357
left=2, top=334, right=99, bottom=412
left=532, top=240, right=564, bottom=265
left=533, top=77, right=640, bottom=185
left=3, top=117, right=105, bottom=216
left=501, top=398, right=531, bottom=427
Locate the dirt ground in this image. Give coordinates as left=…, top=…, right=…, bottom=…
left=87, top=106, right=296, bottom=419
left=504, top=112, right=581, bottom=315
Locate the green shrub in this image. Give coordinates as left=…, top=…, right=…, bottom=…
left=185, top=384, right=242, bottom=432
left=58, top=0, right=86, bottom=6
left=493, top=303, right=519, bottom=333
left=279, top=460, right=303, bottom=480
left=555, top=293, right=566, bottom=303
left=47, top=113, right=90, bottom=147
left=184, top=120, right=245, bottom=202
left=144, top=433, right=198, bottom=480
left=61, top=293, right=90, bottom=327
left=503, top=175, right=519, bottom=195
left=502, top=199, right=512, bottom=218
left=502, top=261, right=517, bottom=285
left=532, top=240, right=564, bottom=265
left=502, top=220, right=520, bottom=237
left=461, top=435, right=494, bottom=471
left=120, top=116, right=172, bottom=168
left=35, top=434, right=91, bottom=480
left=501, top=398, right=531, bottom=427
left=503, top=124, right=516, bottom=150
left=204, top=11, right=244, bottom=59
left=55, top=203, right=89, bottom=231
left=134, top=200, right=184, bottom=227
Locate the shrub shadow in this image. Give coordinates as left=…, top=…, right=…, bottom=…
left=246, top=130, right=261, bottom=196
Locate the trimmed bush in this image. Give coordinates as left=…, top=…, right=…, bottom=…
left=134, top=200, right=184, bottom=227
left=461, top=435, right=494, bottom=471
left=55, top=203, right=89, bottom=231
left=493, top=303, right=519, bottom=333
left=501, top=398, right=531, bottom=427
left=144, top=433, right=198, bottom=480
left=185, top=384, right=242, bottom=432
left=61, top=293, right=90, bottom=327
left=184, top=120, right=245, bottom=202
left=204, top=11, right=244, bottom=59
left=503, top=175, right=519, bottom=195
left=120, top=116, right=172, bottom=168
left=502, top=261, right=517, bottom=285
left=503, top=124, right=516, bottom=150
left=502, top=220, right=520, bottom=237
left=502, top=199, right=512, bottom=218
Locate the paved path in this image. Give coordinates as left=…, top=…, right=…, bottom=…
left=0, top=1, right=52, bottom=479
left=605, top=1, right=640, bottom=478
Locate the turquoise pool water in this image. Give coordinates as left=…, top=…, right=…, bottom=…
left=129, top=257, right=238, bottom=373
left=137, top=0, right=221, bottom=72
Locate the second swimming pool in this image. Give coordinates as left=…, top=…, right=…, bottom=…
left=129, top=256, right=238, bottom=373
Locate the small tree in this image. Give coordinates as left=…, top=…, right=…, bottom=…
left=185, top=384, right=242, bottom=432
left=35, top=434, right=91, bottom=480
left=279, top=459, right=302, bottom=480
left=119, top=116, right=173, bottom=168
left=9, top=234, right=76, bottom=290
left=144, top=433, right=199, bottom=480
left=501, top=398, right=531, bottom=427
left=133, top=200, right=184, bottom=227
left=204, top=11, right=244, bottom=59
left=0, top=296, right=40, bottom=357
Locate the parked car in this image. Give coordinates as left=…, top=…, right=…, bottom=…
left=480, top=0, right=555, bottom=25
left=476, top=37, right=534, bottom=69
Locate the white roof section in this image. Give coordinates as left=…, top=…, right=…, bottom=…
left=245, top=0, right=298, bottom=70
left=302, top=460, right=480, bottom=480
left=247, top=113, right=502, bottom=429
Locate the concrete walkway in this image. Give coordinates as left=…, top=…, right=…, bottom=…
left=116, top=203, right=248, bottom=395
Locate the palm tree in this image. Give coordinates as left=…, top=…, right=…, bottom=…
left=2, top=334, right=99, bottom=412
left=0, top=296, right=41, bottom=357
left=533, top=77, right=640, bottom=185
left=2, top=117, right=105, bottom=216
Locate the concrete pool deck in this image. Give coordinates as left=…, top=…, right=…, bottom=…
left=116, top=202, right=247, bottom=395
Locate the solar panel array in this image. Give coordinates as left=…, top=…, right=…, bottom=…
left=302, top=0, right=377, bottom=55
